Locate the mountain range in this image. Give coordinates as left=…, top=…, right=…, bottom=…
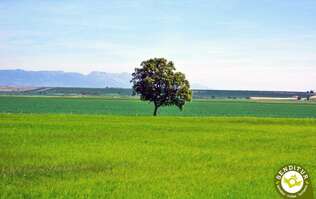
left=0, top=69, right=132, bottom=88
left=0, top=69, right=208, bottom=89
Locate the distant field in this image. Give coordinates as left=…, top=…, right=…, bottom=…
left=0, top=114, right=315, bottom=198
left=0, top=87, right=309, bottom=99
left=0, top=96, right=316, bottom=118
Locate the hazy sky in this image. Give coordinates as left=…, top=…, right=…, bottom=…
left=1, top=0, right=316, bottom=91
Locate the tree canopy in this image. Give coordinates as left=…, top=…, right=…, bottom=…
left=131, top=58, right=192, bottom=116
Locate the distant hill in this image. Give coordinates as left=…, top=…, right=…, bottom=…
left=0, top=69, right=131, bottom=88
left=0, top=69, right=209, bottom=89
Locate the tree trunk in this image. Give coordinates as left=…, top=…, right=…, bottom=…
left=153, top=104, right=159, bottom=116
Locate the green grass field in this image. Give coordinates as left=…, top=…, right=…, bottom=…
left=1, top=96, right=316, bottom=198
left=1, top=96, right=316, bottom=117
left=1, top=114, right=315, bottom=198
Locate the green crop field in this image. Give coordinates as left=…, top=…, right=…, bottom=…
left=0, top=96, right=316, bottom=198
left=0, top=96, right=316, bottom=118
left=1, top=114, right=315, bottom=198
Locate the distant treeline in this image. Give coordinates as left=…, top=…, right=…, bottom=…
left=0, top=87, right=309, bottom=99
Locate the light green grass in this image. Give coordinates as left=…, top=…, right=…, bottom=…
left=1, top=114, right=315, bottom=198
left=1, top=96, right=316, bottom=118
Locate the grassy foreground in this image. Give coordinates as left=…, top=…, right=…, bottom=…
left=1, top=96, right=316, bottom=117
left=0, top=114, right=315, bottom=198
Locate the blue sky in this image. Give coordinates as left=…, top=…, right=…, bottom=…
left=0, top=0, right=316, bottom=90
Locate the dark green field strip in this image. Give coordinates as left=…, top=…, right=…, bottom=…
left=0, top=114, right=316, bottom=198
left=0, top=87, right=308, bottom=99
left=0, top=96, right=316, bottom=118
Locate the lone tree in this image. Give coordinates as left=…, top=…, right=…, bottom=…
left=131, top=58, right=192, bottom=116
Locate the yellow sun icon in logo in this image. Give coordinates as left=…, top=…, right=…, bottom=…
left=283, top=175, right=302, bottom=188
